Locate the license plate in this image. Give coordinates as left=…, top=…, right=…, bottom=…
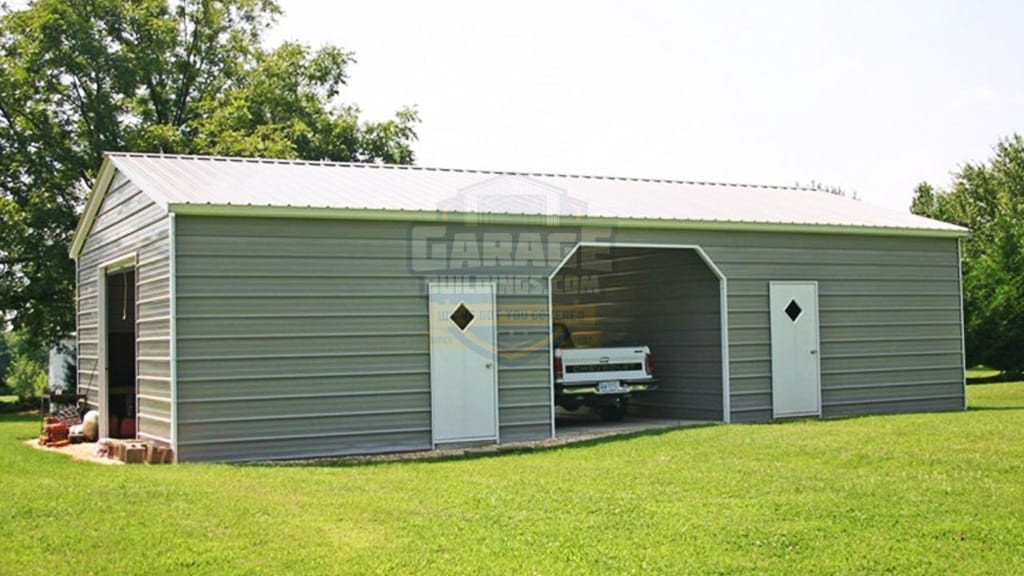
left=596, top=381, right=625, bottom=394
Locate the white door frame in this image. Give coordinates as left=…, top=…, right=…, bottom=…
left=956, top=238, right=967, bottom=410
left=428, top=282, right=500, bottom=446
left=547, top=242, right=731, bottom=436
left=96, top=253, right=137, bottom=439
left=769, top=280, right=822, bottom=418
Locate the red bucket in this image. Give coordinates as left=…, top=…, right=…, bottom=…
left=119, top=417, right=136, bottom=439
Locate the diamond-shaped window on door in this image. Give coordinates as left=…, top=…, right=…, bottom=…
left=450, top=303, right=475, bottom=331
left=785, top=299, right=803, bottom=322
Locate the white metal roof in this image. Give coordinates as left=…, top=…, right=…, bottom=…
left=71, top=152, right=967, bottom=258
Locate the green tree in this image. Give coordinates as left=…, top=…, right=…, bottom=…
left=2, top=329, right=48, bottom=400
left=909, top=182, right=936, bottom=216
left=0, top=330, right=10, bottom=393
left=0, top=0, right=419, bottom=351
left=911, top=135, right=1024, bottom=374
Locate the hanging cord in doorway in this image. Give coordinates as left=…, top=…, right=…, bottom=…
left=122, top=272, right=128, bottom=321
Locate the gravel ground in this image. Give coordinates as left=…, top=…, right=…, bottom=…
left=25, top=418, right=715, bottom=466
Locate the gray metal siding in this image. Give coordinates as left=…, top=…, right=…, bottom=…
left=495, top=288, right=552, bottom=442
left=76, top=172, right=172, bottom=442
left=173, top=217, right=554, bottom=460
left=173, top=218, right=430, bottom=461
left=170, top=215, right=961, bottom=460
left=590, top=229, right=964, bottom=422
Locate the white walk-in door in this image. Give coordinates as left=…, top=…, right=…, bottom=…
left=769, top=281, right=822, bottom=418
left=428, top=282, right=499, bottom=445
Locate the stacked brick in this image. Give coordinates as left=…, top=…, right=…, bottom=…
left=39, top=418, right=71, bottom=448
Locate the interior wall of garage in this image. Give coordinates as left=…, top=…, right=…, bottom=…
left=551, top=246, right=723, bottom=421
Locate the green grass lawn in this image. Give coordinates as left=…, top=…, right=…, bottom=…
left=3, top=384, right=1023, bottom=575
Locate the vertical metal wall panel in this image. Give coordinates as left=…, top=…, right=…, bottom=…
left=75, top=173, right=172, bottom=442
left=173, top=217, right=433, bottom=461
left=495, top=296, right=552, bottom=442
left=170, top=216, right=963, bottom=460
left=173, top=217, right=560, bottom=459
left=596, top=229, right=964, bottom=421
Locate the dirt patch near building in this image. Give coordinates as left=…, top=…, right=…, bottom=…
left=25, top=439, right=123, bottom=465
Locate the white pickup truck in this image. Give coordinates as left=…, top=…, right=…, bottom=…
left=552, top=323, right=656, bottom=421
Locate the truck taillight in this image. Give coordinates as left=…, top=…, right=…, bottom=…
left=644, top=352, right=653, bottom=376
left=553, top=356, right=563, bottom=379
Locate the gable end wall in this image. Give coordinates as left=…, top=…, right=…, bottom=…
left=76, top=172, right=173, bottom=443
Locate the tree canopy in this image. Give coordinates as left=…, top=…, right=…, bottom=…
left=0, top=0, right=419, bottom=350
left=911, top=134, right=1024, bottom=374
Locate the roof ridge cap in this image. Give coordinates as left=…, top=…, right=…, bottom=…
left=102, top=151, right=820, bottom=192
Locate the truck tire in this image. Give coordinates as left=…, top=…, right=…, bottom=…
left=558, top=397, right=583, bottom=412
left=599, top=397, right=628, bottom=422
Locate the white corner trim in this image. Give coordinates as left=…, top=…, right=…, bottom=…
left=168, top=213, right=179, bottom=457
left=70, top=158, right=116, bottom=260
left=719, top=277, right=732, bottom=423
left=956, top=238, right=967, bottom=410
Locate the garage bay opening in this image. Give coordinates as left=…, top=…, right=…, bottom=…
left=104, top=268, right=137, bottom=439
left=550, top=245, right=726, bottom=435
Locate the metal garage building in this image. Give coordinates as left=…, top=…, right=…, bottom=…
left=70, top=153, right=969, bottom=462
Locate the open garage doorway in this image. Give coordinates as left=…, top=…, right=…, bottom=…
left=549, top=243, right=728, bottom=435
left=101, top=266, right=138, bottom=439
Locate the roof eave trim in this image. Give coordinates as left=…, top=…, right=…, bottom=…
left=69, top=156, right=117, bottom=260
left=167, top=203, right=970, bottom=239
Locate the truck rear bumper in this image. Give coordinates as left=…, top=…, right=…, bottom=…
left=556, top=380, right=657, bottom=397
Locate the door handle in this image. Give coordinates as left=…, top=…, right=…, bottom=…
left=810, top=350, right=818, bottom=355
left=484, top=362, right=493, bottom=369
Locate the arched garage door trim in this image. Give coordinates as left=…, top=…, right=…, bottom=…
left=547, top=242, right=731, bottom=436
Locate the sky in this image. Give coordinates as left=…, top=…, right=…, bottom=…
left=268, top=0, right=1024, bottom=212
